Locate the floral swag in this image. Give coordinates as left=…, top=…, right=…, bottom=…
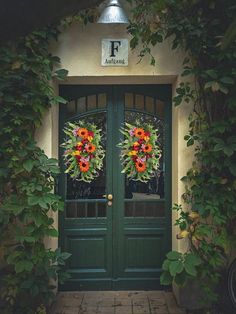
left=62, top=121, right=105, bottom=183
left=118, top=122, right=162, bottom=182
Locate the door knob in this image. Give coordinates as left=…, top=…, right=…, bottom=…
left=102, top=194, right=113, bottom=200
left=107, top=194, right=113, bottom=200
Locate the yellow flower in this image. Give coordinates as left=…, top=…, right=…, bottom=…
left=72, top=151, right=81, bottom=156
left=179, top=230, right=189, bottom=238
left=144, top=136, right=150, bottom=142
left=128, top=150, right=137, bottom=156
left=133, top=142, right=139, bottom=146
left=88, top=136, right=93, bottom=142
left=76, top=142, right=83, bottom=146
left=189, top=212, right=199, bottom=220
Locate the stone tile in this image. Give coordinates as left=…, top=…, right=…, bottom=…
left=97, top=306, right=115, bottom=314
left=114, top=298, right=132, bottom=306
left=82, top=298, right=101, bottom=306
left=133, top=305, right=150, bottom=314
left=133, top=298, right=149, bottom=307
left=150, top=305, right=169, bottom=314
left=98, top=297, right=115, bottom=307
left=149, top=299, right=166, bottom=306
left=78, top=306, right=97, bottom=314
left=146, top=291, right=165, bottom=299
left=51, top=307, right=79, bottom=314
left=115, top=306, right=133, bottom=314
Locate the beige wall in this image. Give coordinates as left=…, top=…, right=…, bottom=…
left=36, top=19, right=193, bottom=253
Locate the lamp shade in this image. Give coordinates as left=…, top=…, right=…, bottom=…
left=97, top=0, right=129, bottom=24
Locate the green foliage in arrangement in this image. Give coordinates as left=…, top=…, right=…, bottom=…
left=0, top=26, right=70, bottom=313
left=127, top=0, right=236, bottom=306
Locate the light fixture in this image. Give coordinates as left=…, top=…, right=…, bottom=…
left=97, top=0, right=129, bottom=24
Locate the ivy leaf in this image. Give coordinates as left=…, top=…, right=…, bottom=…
left=184, top=262, right=197, bottom=277
left=162, top=259, right=170, bottom=271
left=46, top=228, right=58, bottom=237
left=185, top=254, right=202, bottom=266
left=23, top=160, right=34, bottom=172
left=55, top=69, right=68, bottom=80
left=160, top=271, right=172, bottom=285
left=169, top=260, right=184, bottom=276
left=174, top=271, right=187, bottom=287
left=166, top=251, right=182, bottom=260
left=15, top=260, right=33, bottom=273
left=220, top=77, right=234, bottom=85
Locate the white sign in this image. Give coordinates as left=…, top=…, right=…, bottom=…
left=101, top=39, right=128, bottom=67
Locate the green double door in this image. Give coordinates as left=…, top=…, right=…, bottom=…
left=59, top=85, right=171, bottom=290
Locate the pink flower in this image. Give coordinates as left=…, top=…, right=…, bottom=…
left=137, top=156, right=146, bottom=162
left=73, top=128, right=79, bottom=136
left=129, top=128, right=135, bottom=136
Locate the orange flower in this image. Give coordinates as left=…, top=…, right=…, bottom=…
left=142, top=144, right=152, bottom=153
left=77, top=128, right=88, bottom=139
left=134, top=128, right=145, bottom=139
left=79, top=161, right=90, bottom=172
left=86, top=143, right=96, bottom=153
left=135, top=161, right=146, bottom=172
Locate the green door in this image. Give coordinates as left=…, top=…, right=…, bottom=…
left=59, top=85, right=171, bottom=291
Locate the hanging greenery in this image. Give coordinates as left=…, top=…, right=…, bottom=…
left=62, top=121, right=105, bottom=182
left=118, top=122, right=161, bottom=182
left=0, top=25, right=71, bottom=313
left=128, top=0, right=236, bottom=309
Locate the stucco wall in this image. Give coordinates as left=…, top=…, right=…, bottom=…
left=36, top=19, right=193, bottom=254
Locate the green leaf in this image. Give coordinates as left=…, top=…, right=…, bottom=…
left=162, top=259, right=170, bottom=271
left=55, top=69, right=68, bottom=80
left=46, top=228, right=58, bottom=237
left=174, top=271, right=187, bottom=287
left=160, top=271, right=172, bottom=285
left=23, top=159, right=34, bottom=172
left=169, top=260, right=184, bottom=276
left=185, top=254, right=202, bottom=266
left=184, top=261, right=197, bottom=277
left=166, top=251, right=182, bottom=260
left=220, top=77, right=234, bottom=85
left=15, top=260, right=33, bottom=273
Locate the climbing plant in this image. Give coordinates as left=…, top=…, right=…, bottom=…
left=0, top=25, right=71, bottom=313
left=127, top=0, right=236, bottom=308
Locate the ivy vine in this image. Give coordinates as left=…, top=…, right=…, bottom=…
left=128, top=0, right=236, bottom=309
left=0, top=26, right=70, bottom=313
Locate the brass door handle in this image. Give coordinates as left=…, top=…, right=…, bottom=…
left=102, top=194, right=113, bottom=200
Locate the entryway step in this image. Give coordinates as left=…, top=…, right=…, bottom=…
left=50, top=290, right=186, bottom=314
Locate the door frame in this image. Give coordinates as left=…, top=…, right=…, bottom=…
left=58, top=84, right=172, bottom=290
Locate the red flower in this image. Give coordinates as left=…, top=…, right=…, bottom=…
left=145, top=131, right=150, bottom=137
left=132, top=155, right=138, bottom=162
left=146, top=154, right=151, bottom=159
left=76, top=155, right=81, bottom=162
left=133, top=145, right=139, bottom=151
left=88, top=131, right=94, bottom=137
left=138, top=139, right=144, bottom=144
left=75, top=145, right=83, bottom=151
left=82, top=139, right=88, bottom=144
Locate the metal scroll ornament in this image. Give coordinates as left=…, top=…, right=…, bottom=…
left=62, top=122, right=105, bottom=183
left=118, top=122, right=161, bottom=182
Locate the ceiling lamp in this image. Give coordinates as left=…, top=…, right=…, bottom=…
left=97, top=0, right=129, bottom=24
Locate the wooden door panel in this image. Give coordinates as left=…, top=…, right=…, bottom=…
left=59, top=85, right=171, bottom=290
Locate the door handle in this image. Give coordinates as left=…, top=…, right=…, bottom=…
left=102, top=194, right=113, bottom=200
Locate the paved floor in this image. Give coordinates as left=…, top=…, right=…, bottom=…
left=50, top=291, right=186, bottom=314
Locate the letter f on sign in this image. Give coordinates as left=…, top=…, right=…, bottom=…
left=110, top=41, right=121, bottom=57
